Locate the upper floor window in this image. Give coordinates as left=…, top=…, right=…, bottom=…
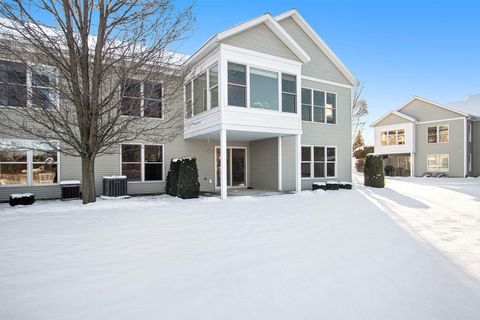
left=468, top=123, right=472, bottom=142
left=427, top=125, right=448, bottom=143
left=380, top=129, right=405, bottom=146
left=228, top=62, right=246, bottom=107
left=121, top=80, right=162, bottom=118
left=281, top=73, right=296, bottom=113
left=185, top=63, right=219, bottom=117
left=0, top=139, right=58, bottom=186
left=0, top=60, right=57, bottom=108
left=301, top=88, right=336, bottom=124
left=250, top=67, right=278, bottom=110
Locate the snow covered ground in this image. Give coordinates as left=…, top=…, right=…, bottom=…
left=0, top=176, right=479, bottom=319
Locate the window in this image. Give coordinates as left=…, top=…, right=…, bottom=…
left=31, top=65, right=58, bottom=108
left=121, top=80, right=162, bottom=118
left=228, top=62, right=246, bottom=107
left=281, top=73, right=296, bottom=113
left=0, top=139, right=58, bottom=186
left=468, top=123, right=472, bottom=142
left=380, top=129, right=405, bottom=146
left=121, top=144, right=163, bottom=182
left=301, top=88, right=336, bottom=123
left=428, top=125, right=448, bottom=143
left=250, top=67, right=278, bottom=110
left=185, top=82, right=192, bottom=118
left=302, top=146, right=336, bottom=178
left=209, top=64, right=219, bottom=109
left=427, top=154, right=449, bottom=172
left=193, top=72, right=207, bottom=115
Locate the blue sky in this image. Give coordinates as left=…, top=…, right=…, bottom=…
left=176, top=0, right=480, bottom=143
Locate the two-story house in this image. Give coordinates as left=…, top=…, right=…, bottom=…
left=0, top=9, right=358, bottom=201
left=371, top=95, right=479, bottom=177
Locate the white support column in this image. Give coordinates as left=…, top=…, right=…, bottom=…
left=295, top=134, right=302, bottom=192
left=220, top=129, right=228, bottom=199
left=278, top=136, right=282, bottom=191
left=410, top=152, right=414, bottom=177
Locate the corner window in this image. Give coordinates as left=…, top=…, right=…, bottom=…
left=0, top=139, right=58, bottom=186
left=428, top=125, right=448, bottom=144
left=121, top=144, right=163, bottom=182
left=185, top=82, right=192, bottom=118
left=302, top=145, right=336, bottom=178
left=301, top=88, right=336, bottom=124
left=228, top=62, right=246, bottom=107
left=281, top=73, right=296, bottom=113
left=427, top=154, right=449, bottom=172
left=121, top=80, right=162, bottom=118
left=209, top=64, right=219, bottom=108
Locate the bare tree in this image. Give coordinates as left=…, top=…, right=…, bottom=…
left=352, top=86, right=368, bottom=139
left=0, top=0, right=193, bottom=203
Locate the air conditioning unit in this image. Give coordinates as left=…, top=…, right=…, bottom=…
left=60, top=180, right=81, bottom=200
left=103, top=176, right=128, bottom=197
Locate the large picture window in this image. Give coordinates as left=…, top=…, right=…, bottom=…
left=0, top=139, right=58, bottom=186
left=301, top=88, right=336, bottom=124
left=121, top=80, right=162, bottom=118
left=302, top=145, right=336, bottom=178
left=250, top=67, right=278, bottom=110
left=0, top=60, right=58, bottom=108
left=427, top=154, right=449, bottom=172
left=428, top=125, right=449, bottom=144
left=121, top=144, right=163, bottom=182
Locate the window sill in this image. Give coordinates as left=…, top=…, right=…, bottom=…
left=301, top=120, right=337, bottom=125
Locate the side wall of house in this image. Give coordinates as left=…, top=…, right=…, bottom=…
left=414, top=118, right=465, bottom=177
left=249, top=138, right=278, bottom=190
left=473, top=121, right=480, bottom=176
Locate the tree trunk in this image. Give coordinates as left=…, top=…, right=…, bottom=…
left=81, top=156, right=96, bottom=204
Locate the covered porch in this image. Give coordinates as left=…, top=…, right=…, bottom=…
left=382, top=153, right=414, bottom=177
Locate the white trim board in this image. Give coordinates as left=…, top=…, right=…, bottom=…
left=301, top=75, right=353, bottom=89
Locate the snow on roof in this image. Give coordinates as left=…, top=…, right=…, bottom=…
left=446, top=93, right=480, bottom=118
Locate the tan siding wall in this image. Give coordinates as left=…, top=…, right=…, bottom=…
left=400, top=100, right=465, bottom=122
left=250, top=138, right=278, bottom=190
left=375, top=113, right=413, bottom=127
left=278, top=17, right=351, bottom=85
left=222, top=23, right=299, bottom=61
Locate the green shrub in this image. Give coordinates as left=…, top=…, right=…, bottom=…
left=364, top=154, right=385, bottom=188
left=177, top=158, right=200, bottom=199
left=166, top=159, right=181, bottom=196
left=353, top=145, right=375, bottom=159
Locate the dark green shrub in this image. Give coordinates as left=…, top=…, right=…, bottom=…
left=166, top=159, right=181, bottom=196
left=177, top=158, right=200, bottom=199
left=364, top=154, right=385, bottom=188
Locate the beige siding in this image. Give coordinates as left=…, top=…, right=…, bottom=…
left=375, top=113, right=413, bottom=127
left=278, top=17, right=351, bottom=85
left=222, top=23, right=299, bottom=61
left=414, top=119, right=465, bottom=177
left=400, top=99, right=465, bottom=122
left=281, top=136, right=296, bottom=191
left=250, top=138, right=278, bottom=190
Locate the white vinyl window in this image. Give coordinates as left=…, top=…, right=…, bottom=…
left=121, top=144, right=164, bottom=182
left=468, top=153, right=472, bottom=172
left=301, top=88, right=336, bottom=124
left=0, top=139, right=59, bottom=186
left=380, top=129, right=405, bottom=146
left=428, top=125, right=449, bottom=143
left=185, top=62, right=219, bottom=117
left=250, top=67, right=278, bottom=111
left=301, top=145, right=336, bottom=178
left=468, top=123, right=472, bottom=143
left=427, top=154, right=449, bottom=172
left=121, top=80, right=162, bottom=118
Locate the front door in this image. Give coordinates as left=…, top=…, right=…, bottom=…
left=216, top=147, right=247, bottom=188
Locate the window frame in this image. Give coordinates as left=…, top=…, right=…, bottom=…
left=426, top=153, right=449, bottom=173
left=184, top=62, right=219, bottom=118
left=301, top=145, right=337, bottom=179
left=380, top=129, right=406, bottom=146
left=281, top=73, right=297, bottom=113
left=427, top=125, right=449, bottom=144
left=0, top=139, right=60, bottom=187
left=120, top=143, right=164, bottom=183
left=121, top=79, right=163, bottom=119
left=0, top=59, right=59, bottom=109
left=300, top=87, right=337, bottom=124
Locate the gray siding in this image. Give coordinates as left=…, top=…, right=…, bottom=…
left=250, top=138, right=278, bottom=190
left=473, top=121, right=480, bottom=176
left=467, top=120, right=474, bottom=176
left=300, top=79, right=352, bottom=189
left=414, top=119, right=465, bottom=177
left=222, top=23, right=299, bottom=61
left=375, top=113, right=413, bottom=127
left=400, top=99, right=465, bottom=122
left=278, top=17, right=351, bottom=85
left=281, top=136, right=296, bottom=191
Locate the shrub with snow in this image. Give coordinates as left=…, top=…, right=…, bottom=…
left=166, top=159, right=181, bottom=196
left=166, top=157, right=200, bottom=199
left=364, top=154, right=385, bottom=188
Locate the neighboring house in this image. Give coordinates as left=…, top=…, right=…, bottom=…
left=0, top=9, right=358, bottom=201
left=371, top=95, right=480, bottom=177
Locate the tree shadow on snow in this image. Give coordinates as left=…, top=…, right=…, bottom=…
left=361, top=186, right=430, bottom=209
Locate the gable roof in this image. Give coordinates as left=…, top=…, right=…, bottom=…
left=275, top=9, right=359, bottom=86
left=185, top=13, right=311, bottom=66
left=397, top=96, right=470, bottom=117
left=370, top=110, right=417, bottom=127
left=446, top=93, right=480, bottom=118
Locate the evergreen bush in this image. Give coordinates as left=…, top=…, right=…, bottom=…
left=166, top=159, right=181, bottom=196
left=177, top=158, right=200, bottom=199
left=364, top=154, right=385, bottom=188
